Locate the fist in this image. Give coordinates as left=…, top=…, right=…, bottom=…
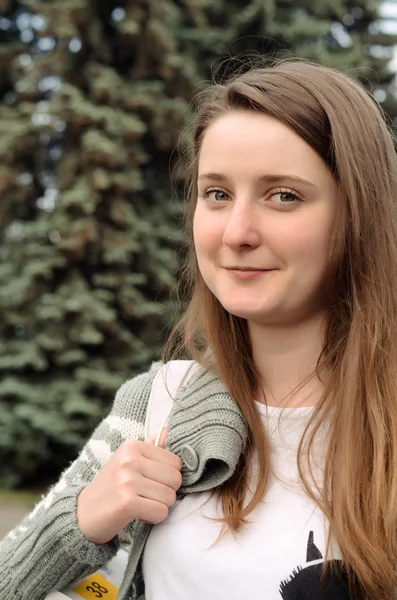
left=77, top=429, right=182, bottom=544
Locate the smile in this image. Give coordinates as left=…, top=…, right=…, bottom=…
left=224, top=268, right=275, bottom=280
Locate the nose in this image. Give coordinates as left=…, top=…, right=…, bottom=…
left=222, top=199, right=261, bottom=250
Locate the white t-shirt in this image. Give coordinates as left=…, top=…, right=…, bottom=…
left=142, top=403, right=350, bottom=599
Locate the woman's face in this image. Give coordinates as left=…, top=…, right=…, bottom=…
left=193, top=110, right=338, bottom=327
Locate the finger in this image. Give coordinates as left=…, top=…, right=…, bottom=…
left=145, top=427, right=167, bottom=448
left=156, top=427, right=168, bottom=449
left=135, top=478, right=177, bottom=508
left=140, top=460, right=182, bottom=491
left=141, top=439, right=182, bottom=470
left=132, top=496, right=169, bottom=525
left=122, top=439, right=180, bottom=469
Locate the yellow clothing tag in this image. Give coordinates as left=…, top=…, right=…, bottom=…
left=72, top=572, right=118, bottom=600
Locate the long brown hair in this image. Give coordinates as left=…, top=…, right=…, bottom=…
left=164, top=58, right=397, bottom=599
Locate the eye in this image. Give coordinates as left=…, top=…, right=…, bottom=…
left=199, top=187, right=231, bottom=202
left=270, top=188, right=302, bottom=205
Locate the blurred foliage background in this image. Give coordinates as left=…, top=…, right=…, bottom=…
left=1, top=0, right=397, bottom=489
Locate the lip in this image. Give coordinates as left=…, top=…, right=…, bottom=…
left=225, top=267, right=271, bottom=271
left=224, top=267, right=275, bottom=280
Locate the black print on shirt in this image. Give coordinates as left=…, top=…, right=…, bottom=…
left=279, top=531, right=350, bottom=599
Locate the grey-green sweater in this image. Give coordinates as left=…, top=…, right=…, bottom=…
left=0, top=362, right=248, bottom=600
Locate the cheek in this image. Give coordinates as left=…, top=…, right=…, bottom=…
left=289, top=216, right=335, bottom=274
left=193, top=207, right=222, bottom=260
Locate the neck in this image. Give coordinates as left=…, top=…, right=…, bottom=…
left=249, top=312, right=327, bottom=407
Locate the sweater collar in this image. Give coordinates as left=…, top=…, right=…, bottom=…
left=165, top=365, right=248, bottom=494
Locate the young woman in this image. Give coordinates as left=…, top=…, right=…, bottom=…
left=2, top=58, right=397, bottom=600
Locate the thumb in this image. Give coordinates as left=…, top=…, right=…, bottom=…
left=146, top=427, right=168, bottom=449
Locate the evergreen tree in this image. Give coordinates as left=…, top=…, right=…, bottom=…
left=0, top=0, right=395, bottom=488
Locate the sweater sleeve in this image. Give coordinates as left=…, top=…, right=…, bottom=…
left=0, top=362, right=160, bottom=600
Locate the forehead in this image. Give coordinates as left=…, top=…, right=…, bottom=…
left=198, top=111, right=330, bottom=184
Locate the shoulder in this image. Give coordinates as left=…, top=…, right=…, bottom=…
left=112, top=361, right=163, bottom=423
left=115, top=361, right=162, bottom=404
left=97, top=362, right=163, bottom=443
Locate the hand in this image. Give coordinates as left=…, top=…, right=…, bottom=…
left=77, top=429, right=182, bottom=544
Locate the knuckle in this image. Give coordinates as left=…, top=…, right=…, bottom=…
left=114, top=470, right=125, bottom=488
left=117, top=450, right=142, bottom=472
left=120, top=473, right=137, bottom=492
left=119, top=493, right=133, bottom=513
left=116, top=472, right=139, bottom=498
left=115, top=488, right=135, bottom=516
left=115, top=446, right=132, bottom=467
left=123, top=439, right=143, bottom=456
left=128, top=455, right=142, bottom=472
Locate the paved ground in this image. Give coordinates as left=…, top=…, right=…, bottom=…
left=0, top=502, right=32, bottom=538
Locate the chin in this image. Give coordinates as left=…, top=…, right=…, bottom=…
left=220, top=301, right=276, bottom=321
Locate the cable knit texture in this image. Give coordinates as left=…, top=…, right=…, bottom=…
left=0, top=361, right=248, bottom=600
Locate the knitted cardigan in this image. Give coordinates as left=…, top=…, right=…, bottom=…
left=0, top=362, right=248, bottom=600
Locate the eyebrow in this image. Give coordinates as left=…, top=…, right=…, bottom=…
left=198, top=172, right=317, bottom=188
